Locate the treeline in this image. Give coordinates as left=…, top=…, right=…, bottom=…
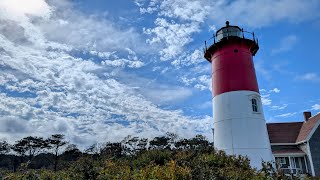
left=0, top=133, right=285, bottom=179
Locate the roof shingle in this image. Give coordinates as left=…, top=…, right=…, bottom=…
left=296, top=113, right=320, bottom=143
left=267, top=113, right=320, bottom=144
left=267, top=122, right=303, bottom=143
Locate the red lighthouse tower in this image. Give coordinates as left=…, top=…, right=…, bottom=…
left=204, top=21, right=273, bottom=168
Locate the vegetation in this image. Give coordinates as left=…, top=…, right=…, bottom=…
left=0, top=133, right=295, bottom=179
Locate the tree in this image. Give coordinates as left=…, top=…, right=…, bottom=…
left=121, top=136, right=139, bottom=155
left=23, top=136, right=48, bottom=161
left=137, top=138, right=148, bottom=152
left=47, top=134, right=68, bottom=171
left=101, top=142, right=123, bottom=158
left=175, top=135, right=210, bottom=151
left=0, top=140, right=11, bottom=155
left=189, top=134, right=209, bottom=150
left=166, top=132, right=178, bottom=149
left=10, top=136, right=48, bottom=170
left=12, top=139, right=28, bottom=160
left=61, top=144, right=82, bottom=162
left=149, top=136, right=170, bottom=150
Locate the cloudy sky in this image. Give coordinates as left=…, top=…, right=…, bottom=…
left=0, top=0, right=320, bottom=148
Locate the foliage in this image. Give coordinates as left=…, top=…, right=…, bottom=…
left=47, top=134, right=68, bottom=171
left=0, top=141, right=11, bottom=155
left=0, top=133, right=303, bottom=179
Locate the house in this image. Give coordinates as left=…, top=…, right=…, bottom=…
left=267, top=112, right=320, bottom=176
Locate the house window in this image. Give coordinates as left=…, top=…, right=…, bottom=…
left=275, top=157, right=289, bottom=168
left=251, top=98, right=258, bottom=112
left=279, top=157, right=286, bottom=164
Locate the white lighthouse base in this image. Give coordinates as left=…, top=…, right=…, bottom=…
left=212, top=90, right=274, bottom=169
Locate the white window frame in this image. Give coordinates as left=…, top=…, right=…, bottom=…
left=248, top=94, right=262, bottom=114
left=251, top=98, right=258, bottom=112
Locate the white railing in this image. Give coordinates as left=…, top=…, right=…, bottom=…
left=281, top=168, right=304, bottom=176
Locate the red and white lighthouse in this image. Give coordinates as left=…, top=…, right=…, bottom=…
left=204, top=21, right=273, bottom=168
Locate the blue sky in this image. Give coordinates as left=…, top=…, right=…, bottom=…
left=0, top=0, right=319, bottom=148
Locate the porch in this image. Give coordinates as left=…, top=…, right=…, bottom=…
left=274, top=152, right=310, bottom=176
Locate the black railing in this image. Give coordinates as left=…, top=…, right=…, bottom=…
left=204, top=29, right=258, bottom=51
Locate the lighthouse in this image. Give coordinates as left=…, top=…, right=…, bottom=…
left=204, top=21, right=273, bottom=168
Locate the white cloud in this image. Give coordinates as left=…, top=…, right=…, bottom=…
left=171, top=49, right=203, bottom=67
left=180, top=76, right=196, bottom=86
left=271, top=104, right=288, bottom=110
left=272, top=35, right=298, bottom=54
left=254, top=59, right=273, bottom=81
left=260, top=88, right=281, bottom=106
left=180, top=74, right=211, bottom=92
left=158, top=0, right=210, bottom=22
left=0, top=0, right=211, bottom=149
left=143, top=87, right=193, bottom=105
left=208, top=25, right=217, bottom=32
left=0, top=0, right=51, bottom=21
left=37, top=1, right=148, bottom=54
left=101, top=58, right=144, bottom=69
left=143, top=18, right=201, bottom=60
left=312, top=104, right=320, bottom=111
left=275, top=112, right=297, bottom=118
left=261, top=94, right=272, bottom=106
left=197, top=101, right=212, bottom=109
left=140, top=7, right=158, bottom=14
left=137, top=0, right=212, bottom=61
left=269, top=88, right=280, bottom=93
left=296, top=73, right=320, bottom=82
left=209, top=0, right=320, bottom=28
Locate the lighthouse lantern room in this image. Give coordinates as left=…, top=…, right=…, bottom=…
left=204, top=21, right=273, bottom=168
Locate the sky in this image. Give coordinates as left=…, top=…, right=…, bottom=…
left=0, top=0, right=320, bottom=149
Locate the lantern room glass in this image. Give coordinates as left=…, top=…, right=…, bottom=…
left=216, top=26, right=242, bottom=42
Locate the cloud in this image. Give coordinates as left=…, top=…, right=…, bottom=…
left=261, top=94, right=272, bottom=106
left=39, top=2, right=147, bottom=53
left=260, top=88, right=281, bottom=106
left=269, top=88, right=280, bottom=93
left=296, top=73, right=320, bottom=82
left=137, top=0, right=211, bottom=61
left=180, top=74, right=211, bottom=92
left=254, top=59, right=273, bottom=81
left=275, top=112, right=297, bottom=118
left=208, top=0, right=320, bottom=28
left=143, top=18, right=201, bottom=60
left=171, top=49, right=203, bottom=67
left=0, top=0, right=212, bottom=149
left=158, top=0, right=210, bottom=23
left=136, top=0, right=320, bottom=64
left=272, top=35, right=298, bottom=54
left=143, top=87, right=193, bottom=105
left=270, top=104, right=288, bottom=111
left=312, top=104, right=320, bottom=111
left=197, top=101, right=212, bottom=109
left=0, top=116, right=30, bottom=134
left=0, top=0, right=51, bottom=20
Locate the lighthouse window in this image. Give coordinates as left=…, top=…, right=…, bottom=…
left=252, top=98, right=258, bottom=112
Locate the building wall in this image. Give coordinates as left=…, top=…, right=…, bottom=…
left=213, top=91, right=273, bottom=169
left=309, top=124, right=320, bottom=176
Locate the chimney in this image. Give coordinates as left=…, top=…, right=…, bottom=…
left=303, top=112, right=312, bottom=122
